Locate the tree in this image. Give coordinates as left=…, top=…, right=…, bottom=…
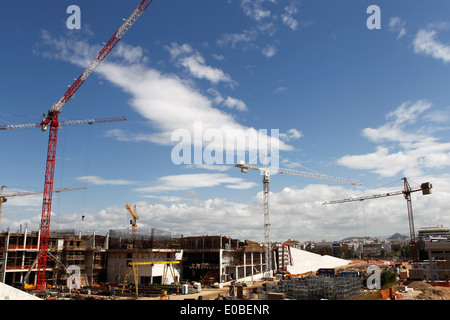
left=380, top=269, right=397, bottom=289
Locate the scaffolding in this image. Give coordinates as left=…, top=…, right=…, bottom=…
left=262, top=275, right=363, bottom=300
left=109, top=227, right=179, bottom=249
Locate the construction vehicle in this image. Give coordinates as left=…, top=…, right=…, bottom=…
left=323, top=177, right=432, bottom=268
left=235, top=153, right=362, bottom=278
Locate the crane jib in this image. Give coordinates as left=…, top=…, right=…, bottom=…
left=47, top=0, right=154, bottom=116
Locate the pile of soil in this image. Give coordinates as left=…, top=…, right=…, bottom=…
left=416, top=286, right=450, bottom=300
left=407, top=281, right=432, bottom=291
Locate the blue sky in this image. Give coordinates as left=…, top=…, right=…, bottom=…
left=1, top=0, right=450, bottom=242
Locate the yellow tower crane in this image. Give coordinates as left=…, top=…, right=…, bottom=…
left=125, top=203, right=139, bottom=239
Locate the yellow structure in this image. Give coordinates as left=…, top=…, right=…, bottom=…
left=121, top=261, right=181, bottom=295
left=125, top=203, right=138, bottom=239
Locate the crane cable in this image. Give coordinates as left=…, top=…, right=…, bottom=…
left=81, top=125, right=93, bottom=232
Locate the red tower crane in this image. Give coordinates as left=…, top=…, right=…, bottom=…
left=323, top=178, right=433, bottom=267
left=2, top=116, right=126, bottom=290
left=2, top=0, right=154, bottom=292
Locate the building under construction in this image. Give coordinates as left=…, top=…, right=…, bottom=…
left=0, top=227, right=268, bottom=290
left=0, top=228, right=108, bottom=287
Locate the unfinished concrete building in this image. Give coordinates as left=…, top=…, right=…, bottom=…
left=106, top=228, right=183, bottom=285
left=0, top=229, right=108, bottom=287
left=424, top=241, right=450, bottom=281
left=179, top=235, right=267, bottom=285
left=1, top=228, right=270, bottom=289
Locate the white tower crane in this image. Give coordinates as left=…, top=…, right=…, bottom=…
left=323, top=177, right=432, bottom=267
left=235, top=153, right=362, bottom=277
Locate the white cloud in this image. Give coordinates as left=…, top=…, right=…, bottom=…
left=223, top=96, right=247, bottom=111
left=217, top=29, right=259, bottom=49
left=261, top=44, right=277, bottom=58
left=389, top=17, right=407, bottom=39
left=184, top=164, right=231, bottom=172
left=76, top=176, right=136, bottom=185
left=282, top=3, right=299, bottom=31
left=212, top=53, right=225, bottom=61
left=208, top=88, right=248, bottom=112
left=134, top=173, right=257, bottom=193
left=112, top=177, right=450, bottom=241
left=7, top=176, right=450, bottom=242
left=241, top=0, right=271, bottom=22
left=280, top=128, right=302, bottom=141
left=218, top=0, right=301, bottom=57
left=112, top=42, right=148, bottom=64
left=338, top=100, right=450, bottom=178
left=273, top=86, right=287, bottom=94
left=2, top=193, right=43, bottom=207
left=361, top=100, right=432, bottom=144
left=143, top=195, right=191, bottom=202
left=166, top=42, right=234, bottom=85
left=413, top=29, right=450, bottom=64
left=36, top=31, right=293, bottom=156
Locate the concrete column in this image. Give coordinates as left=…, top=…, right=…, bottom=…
left=0, top=232, right=11, bottom=283
left=243, top=252, right=246, bottom=278
left=260, top=252, right=263, bottom=273
left=251, top=252, right=254, bottom=276
left=428, top=249, right=435, bottom=282
left=23, top=228, right=27, bottom=249
left=219, top=249, right=223, bottom=283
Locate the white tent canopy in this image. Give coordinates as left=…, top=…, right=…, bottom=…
left=0, top=282, right=42, bottom=300
left=286, top=247, right=352, bottom=275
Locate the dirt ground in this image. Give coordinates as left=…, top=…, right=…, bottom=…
left=140, top=283, right=264, bottom=301
left=155, top=286, right=230, bottom=300
left=397, top=282, right=450, bottom=300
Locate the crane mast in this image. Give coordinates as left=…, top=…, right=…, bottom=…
left=33, top=0, right=154, bottom=292
left=235, top=156, right=362, bottom=278
left=125, top=203, right=139, bottom=240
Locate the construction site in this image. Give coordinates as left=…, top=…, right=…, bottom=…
left=1, top=0, right=450, bottom=303
left=1, top=223, right=450, bottom=301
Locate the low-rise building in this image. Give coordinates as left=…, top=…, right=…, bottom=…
left=418, top=226, right=450, bottom=242
left=362, top=243, right=382, bottom=258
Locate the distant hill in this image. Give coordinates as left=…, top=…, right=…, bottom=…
left=340, top=233, right=409, bottom=241
left=340, top=236, right=376, bottom=241
left=388, top=233, right=408, bottom=240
